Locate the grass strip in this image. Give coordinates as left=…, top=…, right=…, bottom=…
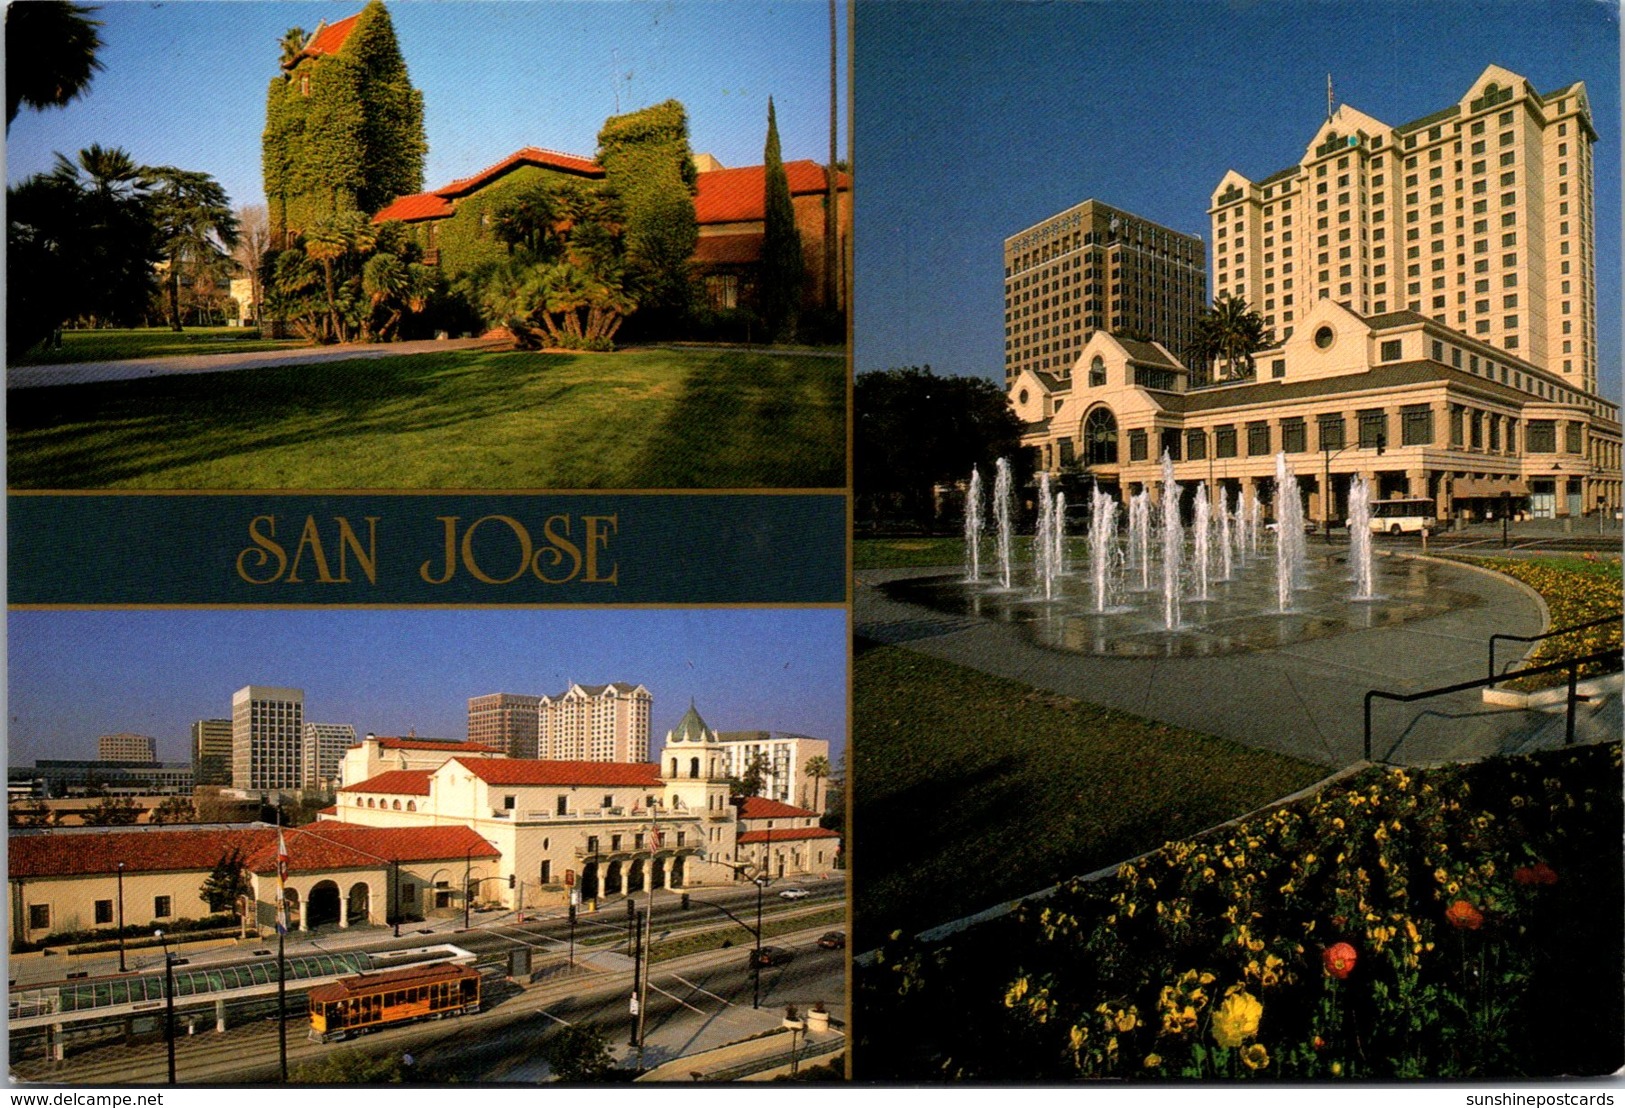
left=853, top=644, right=1326, bottom=945
left=9, top=346, right=845, bottom=489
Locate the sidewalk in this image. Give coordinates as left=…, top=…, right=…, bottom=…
left=8, top=337, right=506, bottom=389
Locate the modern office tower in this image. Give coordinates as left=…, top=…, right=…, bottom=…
left=190, top=719, right=233, bottom=786
left=301, top=722, right=357, bottom=792
left=231, top=685, right=304, bottom=792
left=538, top=683, right=652, bottom=763
left=467, top=693, right=543, bottom=758
left=1003, top=199, right=1207, bottom=387
left=1210, top=65, right=1597, bottom=394
left=713, top=731, right=834, bottom=812
left=98, top=733, right=157, bottom=763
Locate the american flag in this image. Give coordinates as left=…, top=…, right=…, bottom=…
left=275, top=828, right=289, bottom=933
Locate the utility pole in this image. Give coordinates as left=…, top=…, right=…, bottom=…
left=156, top=930, right=176, bottom=1085
left=116, top=862, right=126, bottom=973
left=628, top=907, right=642, bottom=1048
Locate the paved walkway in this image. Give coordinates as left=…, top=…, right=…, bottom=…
left=8, top=337, right=506, bottom=389
left=856, top=552, right=1617, bottom=769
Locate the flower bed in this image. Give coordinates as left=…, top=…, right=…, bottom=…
left=1463, top=555, right=1621, bottom=690
left=857, top=742, right=1622, bottom=1081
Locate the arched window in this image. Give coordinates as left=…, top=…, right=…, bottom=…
left=1083, top=406, right=1119, bottom=467
left=392, top=799, right=401, bottom=810
left=1089, top=356, right=1107, bottom=387
left=406, top=800, right=416, bottom=812
left=689, top=757, right=700, bottom=779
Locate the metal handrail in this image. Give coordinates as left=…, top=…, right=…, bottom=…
left=1489, top=612, right=1623, bottom=680
left=1364, top=647, right=1623, bottom=762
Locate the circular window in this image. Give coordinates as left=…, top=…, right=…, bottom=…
left=1313, top=326, right=1335, bottom=350
left=1018, top=389, right=1030, bottom=405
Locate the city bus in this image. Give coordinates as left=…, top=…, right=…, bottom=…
left=1362, top=498, right=1437, bottom=535
left=307, top=961, right=481, bottom=1043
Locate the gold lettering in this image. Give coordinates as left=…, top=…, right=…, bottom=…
left=285, top=515, right=339, bottom=584
left=582, top=514, right=619, bottom=584
left=461, top=515, right=533, bottom=585
left=534, top=514, right=582, bottom=584
left=235, top=515, right=287, bottom=585
left=420, top=517, right=459, bottom=584
left=333, top=517, right=379, bottom=585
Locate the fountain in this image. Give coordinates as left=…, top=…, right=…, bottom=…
left=883, top=457, right=1480, bottom=660
left=1089, top=485, right=1118, bottom=612
left=964, top=466, right=984, bottom=582
left=1128, top=490, right=1151, bottom=592
left=1349, top=475, right=1376, bottom=600
left=994, top=457, right=1013, bottom=590
left=1159, top=452, right=1182, bottom=629
left=1193, top=482, right=1212, bottom=601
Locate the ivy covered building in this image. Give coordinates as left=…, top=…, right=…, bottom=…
left=262, top=3, right=426, bottom=245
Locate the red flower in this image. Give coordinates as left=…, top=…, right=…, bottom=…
left=1323, top=942, right=1358, bottom=979
left=1514, top=861, right=1559, bottom=886
left=1445, top=899, right=1484, bottom=930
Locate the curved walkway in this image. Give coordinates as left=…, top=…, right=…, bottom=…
left=856, top=552, right=1613, bottom=768
left=8, top=337, right=506, bottom=390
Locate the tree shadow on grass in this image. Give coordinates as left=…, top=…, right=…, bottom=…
left=625, top=349, right=845, bottom=489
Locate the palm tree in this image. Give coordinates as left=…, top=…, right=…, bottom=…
left=803, top=754, right=832, bottom=812
left=144, top=166, right=239, bottom=332
left=303, top=210, right=376, bottom=341
left=45, top=144, right=157, bottom=327
left=1196, top=293, right=1271, bottom=381
left=6, top=1, right=104, bottom=129
left=278, top=26, right=309, bottom=69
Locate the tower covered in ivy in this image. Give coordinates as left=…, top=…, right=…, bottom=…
left=262, top=1, right=426, bottom=244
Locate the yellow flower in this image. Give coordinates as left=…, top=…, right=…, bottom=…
left=1114, top=1009, right=1138, bottom=1033
left=1330, top=1061, right=1344, bottom=1076
left=1144, top=1054, right=1163, bottom=1069
left=1242, top=1043, right=1270, bottom=1070
left=1004, top=977, right=1029, bottom=1007
left=1211, top=989, right=1263, bottom=1048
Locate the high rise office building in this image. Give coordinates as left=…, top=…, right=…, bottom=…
left=467, top=693, right=543, bottom=758
left=231, top=685, right=304, bottom=792
left=190, top=719, right=233, bottom=786
left=301, top=722, right=357, bottom=791
left=98, top=733, right=156, bottom=763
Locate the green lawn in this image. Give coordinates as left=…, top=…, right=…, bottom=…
left=8, top=346, right=846, bottom=489
left=10, top=326, right=304, bottom=366
left=853, top=644, right=1327, bottom=946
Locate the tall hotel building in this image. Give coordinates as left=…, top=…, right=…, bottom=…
left=1211, top=64, right=1596, bottom=394
left=467, top=693, right=543, bottom=758
left=231, top=685, right=304, bottom=792
left=1003, top=200, right=1206, bottom=388
left=1012, top=66, right=1619, bottom=520
left=538, top=682, right=652, bottom=763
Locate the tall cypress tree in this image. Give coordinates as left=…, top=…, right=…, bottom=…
left=760, top=96, right=804, bottom=343
left=262, top=1, right=425, bottom=241
left=596, top=99, right=698, bottom=334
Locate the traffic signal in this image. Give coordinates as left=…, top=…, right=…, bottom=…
left=508, top=874, right=516, bottom=889
left=680, top=893, right=690, bottom=910
left=627, top=897, right=636, bottom=919
left=568, top=904, right=576, bottom=923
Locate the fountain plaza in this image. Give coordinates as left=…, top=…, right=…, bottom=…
left=857, top=453, right=1618, bottom=767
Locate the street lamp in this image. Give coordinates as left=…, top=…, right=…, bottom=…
left=115, top=862, right=126, bottom=973
left=154, top=930, right=176, bottom=1085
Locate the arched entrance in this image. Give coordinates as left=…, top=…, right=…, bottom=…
left=1083, top=406, right=1118, bottom=468
left=650, top=856, right=668, bottom=890
left=603, top=860, right=623, bottom=896
left=580, top=862, right=599, bottom=901
left=668, top=855, right=686, bottom=888
left=306, top=881, right=341, bottom=928
left=345, top=883, right=371, bottom=927
left=626, top=859, right=645, bottom=894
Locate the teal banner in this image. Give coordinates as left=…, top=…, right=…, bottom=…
left=9, top=494, right=846, bottom=605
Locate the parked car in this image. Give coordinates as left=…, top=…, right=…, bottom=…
left=817, top=931, right=846, bottom=950
left=749, top=946, right=794, bottom=968
left=778, top=887, right=810, bottom=900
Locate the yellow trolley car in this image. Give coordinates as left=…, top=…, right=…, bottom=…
left=308, top=961, right=481, bottom=1043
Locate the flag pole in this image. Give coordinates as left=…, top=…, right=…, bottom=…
left=276, top=808, right=289, bottom=1082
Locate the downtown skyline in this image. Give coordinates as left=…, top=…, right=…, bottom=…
left=854, top=0, right=1620, bottom=399
left=6, top=609, right=846, bottom=768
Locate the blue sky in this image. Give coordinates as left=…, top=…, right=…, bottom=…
left=6, top=609, right=847, bottom=766
left=6, top=0, right=847, bottom=209
left=855, top=0, right=1621, bottom=398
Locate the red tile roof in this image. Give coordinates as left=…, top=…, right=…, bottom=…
left=8, top=824, right=500, bottom=879
left=737, top=827, right=841, bottom=844
left=694, top=161, right=851, bottom=225
left=373, top=147, right=603, bottom=225
left=693, top=233, right=763, bottom=265
left=373, top=737, right=501, bottom=754
left=738, top=797, right=819, bottom=820
left=338, top=770, right=432, bottom=796
left=458, top=758, right=662, bottom=787
left=243, top=824, right=498, bottom=873
left=372, top=193, right=454, bottom=223
left=283, top=12, right=361, bottom=69
left=8, top=828, right=272, bottom=879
